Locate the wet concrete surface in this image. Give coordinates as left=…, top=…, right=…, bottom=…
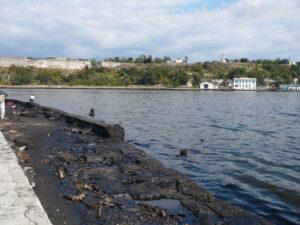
left=0, top=100, right=272, bottom=225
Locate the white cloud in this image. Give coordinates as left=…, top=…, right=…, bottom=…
left=0, top=0, right=299, bottom=61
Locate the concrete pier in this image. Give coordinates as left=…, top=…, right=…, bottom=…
left=0, top=131, right=52, bottom=225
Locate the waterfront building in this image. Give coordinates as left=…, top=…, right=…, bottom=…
left=280, top=84, right=300, bottom=91
left=211, top=79, right=224, bottom=89
left=200, top=82, right=218, bottom=90
left=233, top=78, right=257, bottom=90
left=212, top=79, right=224, bottom=84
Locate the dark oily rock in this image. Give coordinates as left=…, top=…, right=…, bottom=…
left=1, top=99, right=273, bottom=225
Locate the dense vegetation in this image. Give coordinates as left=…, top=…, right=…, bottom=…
left=102, top=55, right=189, bottom=63
left=0, top=59, right=299, bottom=87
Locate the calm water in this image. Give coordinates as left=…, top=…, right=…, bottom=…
left=5, top=89, right=300, bottom=224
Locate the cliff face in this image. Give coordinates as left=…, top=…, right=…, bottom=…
left=0, top=57, right=91, bottom=70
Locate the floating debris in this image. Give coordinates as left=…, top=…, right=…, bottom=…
left=179, top=149, right=187, bottom=157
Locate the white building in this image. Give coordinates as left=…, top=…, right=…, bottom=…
left=175, top=59, right=184, bottom=64
left=280, top=84, right=300, bottom=91
left=200, top=82, right=218, bottom=90
left=220, top=53, right=226, bottom=63
left=167, top=59, right=184, bottom=64
left=289, top=60, right=297, bottom=66
left=233, top=78, right=257, bottom=90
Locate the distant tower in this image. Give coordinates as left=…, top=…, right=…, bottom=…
left=221, top=53, right=226, bottom=63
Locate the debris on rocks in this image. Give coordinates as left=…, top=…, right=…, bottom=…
left=62, top=193, right=86, bottom=202
left=76, top=183, right=93, bottom=191
left=56, top=166, right=65, bottom=179
left=83, top=184, right=93, bottom=191
left=70, top=127, right=80, bottom=133
left=19, top=146, right=26, bottom=151
left=17, top=151, right=29, bottom=163
left=99, top=200, right=114, bottom=207
left=113, top=193, right=131, bottom=199
left=24, top=166, right=35, bottom=177
left=96, top=206, right=102, bottom=219
left=160, top=209, right=167, bottom=218
left=57, top=151, right=74, bottom=163
left=23, top=166, right=36, bottom=188
left=41, top=155, right=55, bottom=165
left=31, top=181, right=36, bottom=189
left=104, top=197, right=112, bottom=203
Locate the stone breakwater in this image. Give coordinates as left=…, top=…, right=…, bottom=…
left=0, top=100, right=272, bottom=225
left=0, top=57, right=91, bottom=70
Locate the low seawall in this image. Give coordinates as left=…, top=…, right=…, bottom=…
left=10, top=99, right=125, bottom=140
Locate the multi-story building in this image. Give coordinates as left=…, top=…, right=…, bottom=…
left=233, top=78, right=257, bottom=90
left=280, top=84, right=300, bottom=91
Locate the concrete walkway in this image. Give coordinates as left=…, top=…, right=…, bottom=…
left=0, top=131, right=52, bottom=225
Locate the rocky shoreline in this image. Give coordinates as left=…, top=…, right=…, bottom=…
left=0, top=100, right=272, bottom=225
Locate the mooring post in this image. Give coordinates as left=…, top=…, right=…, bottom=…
left=89, top=108, right=95, bottom=117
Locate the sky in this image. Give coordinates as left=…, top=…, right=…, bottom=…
left=0, top=0, right=299, bottom=62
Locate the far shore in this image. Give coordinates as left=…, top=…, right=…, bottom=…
left=0, top=85, right=277, bottom=91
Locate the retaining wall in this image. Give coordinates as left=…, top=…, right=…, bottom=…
left=0, top=57, right=91, bottom=70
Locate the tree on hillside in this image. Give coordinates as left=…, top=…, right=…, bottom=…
left=11, top=67, right=35, bottom=85
left=190, top=63, right=203, bottom=87
left=275, top=58, right=289, bottom=64
left=247, top=69, right=270, bottom=86
left=227, top=68, right=247, bottom=80
left=240, top=58, right=249, bottom=63
left=163, top=56, right=171, bottom=62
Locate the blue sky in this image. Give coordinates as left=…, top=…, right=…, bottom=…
left=0, top=0, right=299, bottom=61
left=180, top=0, right=237, bottom=10
left=205, top=0, right=237, bottom=9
